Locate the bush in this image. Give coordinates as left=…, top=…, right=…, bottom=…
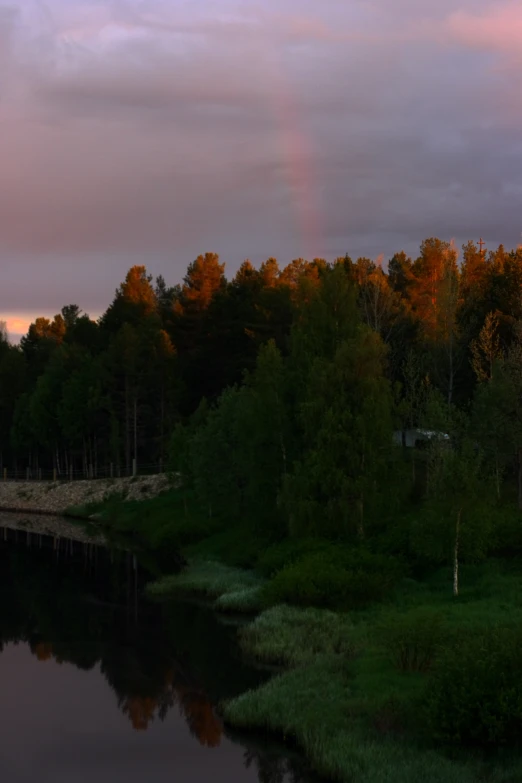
left=426, top=626, right=522, bottom=747
left=489, top=507, right=522, bottom=559
left=262, top=549, right=404, bottom=610
left=379, top=610, right=445, bottom=673
left=188, top=525, right=275, bottom=569
left=256, top=538, right=337, bottom=577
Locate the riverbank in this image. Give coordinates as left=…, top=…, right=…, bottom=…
left=0, top=474, right=172, bottom=515
left=68, top=491, right=522, bottom=783
left=148, top=558, right=522, bottom=783
left=147, top=560, right=266, bottom=613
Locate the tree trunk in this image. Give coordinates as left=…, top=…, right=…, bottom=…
left=133, top=396, right=138, bottom=473
left=358, top=450, right=365, bottom=539
left=453, top=507, right=461, bottom=597
left=357, top=496, right=365, bottom=539
left=160, top=385, right=165, bottom=461
left=125, top=376, right=130, bottom=475
left=447, top=328, right=454, bottom=406
left=518, top=449, right=522, bottom=510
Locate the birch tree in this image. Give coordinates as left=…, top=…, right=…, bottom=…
left=411, top=400, right=492, bottom=597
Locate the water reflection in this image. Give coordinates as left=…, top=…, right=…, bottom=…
left=0, top=520, right=312, bottom=783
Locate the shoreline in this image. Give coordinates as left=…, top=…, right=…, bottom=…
left=0, top=505, right=89, bottom=520
left=0, top=508, right=106, bottom=546
left=47, top=491, right=522, bottom=783
left=144, top=558, right=522, bottom=783
left=0, top=474, right=172, bottom=515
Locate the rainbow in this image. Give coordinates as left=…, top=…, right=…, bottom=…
left=270, top=55, right=324, bottom=260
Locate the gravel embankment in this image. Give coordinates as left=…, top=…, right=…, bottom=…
left=0, top=474, right=172, bottom=516
left=0, top=511, right=107, bottom=546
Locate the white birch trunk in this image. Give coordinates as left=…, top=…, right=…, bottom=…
left=453, top=508, right=461, bottom=597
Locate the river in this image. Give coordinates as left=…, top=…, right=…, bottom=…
left=0, top=513, right=313, bottom=783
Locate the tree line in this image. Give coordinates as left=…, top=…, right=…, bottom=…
left=2, top=239, right=522, bottom=567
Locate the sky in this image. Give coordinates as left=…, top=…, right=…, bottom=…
left=1, top=0, right=522, bottom=341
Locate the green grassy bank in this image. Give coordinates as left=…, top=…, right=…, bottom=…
left=69, top=488, right=522, bottom=783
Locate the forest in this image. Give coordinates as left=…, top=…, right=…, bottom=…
left=1, top=239, right=521, bottom=492
left=3, top=237, right=522, bottom=587
left=5, top=237, right=522, bottom=770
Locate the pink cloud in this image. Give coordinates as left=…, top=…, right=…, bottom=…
left=447, top=5, right=522, bottom=52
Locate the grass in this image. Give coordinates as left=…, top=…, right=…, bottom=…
left=220, top=561, right=522, bottom=783
left=147, top=559, right=265, bottom=613
left=238, top=605, right=357, bottom=667
left=224, top=660, right=522, bottom=783
left=214, top=586, right=264, bottom=613
left=223, top=662, right=499, bottom=783
left=66, top=489, right=129, bottom=520
left=68, top=488, right=216, bottom=552
left=65, top=488, right=522, bottom=780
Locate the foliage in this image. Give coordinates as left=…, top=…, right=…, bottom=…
left=282, top=266, right=396, bottom=539
left=256, top=537, right=338, bottom=577
left=9, top=237, right=522, bottom=782
left=427, top=626, right=522, bottom=747
left=223, top=657, right=522, bottom=783
left=262, top=548, right=404, bottom=610
left=378, top=609, right=446, bottom=672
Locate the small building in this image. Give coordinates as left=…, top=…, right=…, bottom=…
left=393, top=429, right=450, bottom=449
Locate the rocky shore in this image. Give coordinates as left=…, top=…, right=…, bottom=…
left=0, top=474, right=172, bottom=516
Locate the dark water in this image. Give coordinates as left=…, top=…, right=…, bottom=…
left=0, top=518, right=311, bottom=783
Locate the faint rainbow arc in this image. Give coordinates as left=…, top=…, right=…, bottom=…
left=268, top=54, right=324, bottom=260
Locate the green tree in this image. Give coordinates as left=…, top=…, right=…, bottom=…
left=0, top=342, right=26, bottom=469
left=412, top=398, right=492, bottom=596
left=472, top=327, right=522, bottom=508
left=189, top=386, right=248, bottom=521
left=282, top=265, right=394, bottom=539
left=237, top=340, right=292, bottom=532
left=427, top=440, right=490, bottom=597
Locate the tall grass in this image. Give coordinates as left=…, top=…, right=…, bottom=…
left=223, top=659, right=522, bottom=783
left=222, top=561, right=522, bottom=782
left=238, top=605, right=357, bottom=667
left=147, top=560, right=265, bottom=612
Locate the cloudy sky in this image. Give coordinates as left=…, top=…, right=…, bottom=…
left=1, top=0, right=522, bottom=339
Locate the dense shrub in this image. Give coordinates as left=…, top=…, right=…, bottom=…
left=426, top=626, right=522, bottom=747
left=262, top=549, right=404, bottom=610
left=379, top=610, right=445, bottom=672
left=256, top=538, right=337, bottom=577
left=188, top=525, right=277, bottom=568
left=488, top=507, right=522, bottom=559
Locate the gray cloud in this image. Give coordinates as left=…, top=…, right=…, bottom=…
left=0, top=0, right=521, bottom=317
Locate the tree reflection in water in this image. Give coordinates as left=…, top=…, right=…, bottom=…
left=0, top=526, right=314, bottom=782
